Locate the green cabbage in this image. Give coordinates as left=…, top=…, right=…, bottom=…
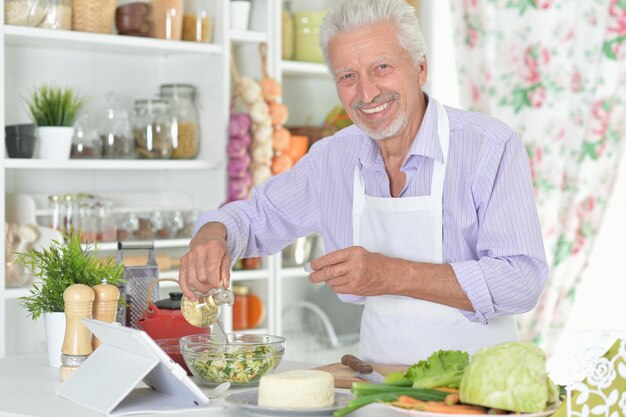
left=460, top=342, right=557, bottom=413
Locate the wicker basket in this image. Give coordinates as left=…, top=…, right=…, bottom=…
left=287, top=125, right=337, bottom=148
left=72, top=0, right=116, bottom=34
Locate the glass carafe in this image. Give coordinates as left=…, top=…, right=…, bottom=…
left=159, top=84, right=200, bottom=159
left=180, top=287, right=234, bottom=327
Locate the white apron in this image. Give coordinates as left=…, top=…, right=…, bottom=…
left=354, top=99, right=519, bottom=365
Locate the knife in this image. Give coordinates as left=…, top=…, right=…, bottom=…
left=341, top=354, right=386, bottom=384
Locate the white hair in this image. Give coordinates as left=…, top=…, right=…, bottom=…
left=319, top=0, right=427, bottom=72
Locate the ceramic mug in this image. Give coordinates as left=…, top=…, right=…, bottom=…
left=115, top=3, right=152, bottom=37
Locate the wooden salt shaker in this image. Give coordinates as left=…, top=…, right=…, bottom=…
left=91, top=278, right=120, bottom=350
left=60, top=284, right=94, bottom=382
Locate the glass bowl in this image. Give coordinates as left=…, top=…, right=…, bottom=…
left=180, top=333, right=285, bottom=387
left=155, top=338, right=191, bottom=375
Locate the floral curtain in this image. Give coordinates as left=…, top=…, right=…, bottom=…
left=450, top=0, right=626, bottom=352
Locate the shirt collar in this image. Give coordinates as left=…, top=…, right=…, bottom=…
left=357, top=95, right=444, bottom=171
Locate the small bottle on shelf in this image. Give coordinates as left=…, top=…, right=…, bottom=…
left=232, top=285, right=249, bottom=331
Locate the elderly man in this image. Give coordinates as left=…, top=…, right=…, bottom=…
left=179, top=0, right=548, bottom=364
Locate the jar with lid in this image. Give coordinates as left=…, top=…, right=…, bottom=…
left=232, top=285, right=249, bottom=331
left=182, top=0, right=213, bottom=42
left=71, top=114, right=101, bottom=159
left=100, top=93, right=133, bottom=159
left=132, top=99, right=174, bottom=159
left=95, top=198, right=117, bottom=242
left=159, top=84, right=200, bottom=159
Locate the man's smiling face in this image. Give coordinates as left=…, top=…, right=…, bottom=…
left=329, top=22, right=427, bottom=141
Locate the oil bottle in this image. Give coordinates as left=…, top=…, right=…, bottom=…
left=180, top=287, right=234, bottom=327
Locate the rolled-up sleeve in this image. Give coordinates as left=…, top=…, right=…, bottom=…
left=194, top=152, right=322, bottom=261
left=451, top=132, right=549, bottom=323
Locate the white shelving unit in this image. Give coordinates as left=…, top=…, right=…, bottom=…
left=2, top=0, right=429, bottom=363
left=0, top=0, right=235, bottom=357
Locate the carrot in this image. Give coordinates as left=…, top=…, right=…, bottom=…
left=392, top=397, right=488, bottom=415
left=444, top=393, right=460, bottom=405
left=396, top=395, right=428, bottom=406
left=420, top=402, right=488, bottom=415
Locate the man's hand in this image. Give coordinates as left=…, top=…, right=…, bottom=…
left=179, top=222, right=231, bottom=300
left=308, top=246, right=392, bottom=296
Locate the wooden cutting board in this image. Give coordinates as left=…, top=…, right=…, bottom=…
left=313, top=363, right=406, bottom=388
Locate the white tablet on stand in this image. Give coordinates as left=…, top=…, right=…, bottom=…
left=55, top=319, right=212, bottom=416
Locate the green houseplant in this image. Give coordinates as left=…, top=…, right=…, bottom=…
left=24, top=84, right=85, bottom=159
left=17, top=232, right=123, bottom=320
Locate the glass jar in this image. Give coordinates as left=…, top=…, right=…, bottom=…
left=74, top=195, right=97, bottom=243
left=100, top=93, right=133, bottom=159
left=281, top=1, right=294, bottom=60
left=133, top=99, right=174, bottom=159
left=117, top=212, right=139, bottom=241
left=71, top=114, right=101, bottom=159
left=95, top=198, right=117, bottom=242
left=62, top=194, right=75, bottom=234
left=182, top=0, right=213, bottom=42
left=178, top=209, right=199, bottom=237
left=40, top=0, right=72, bottom=30
left=159, top=84, right=200, bottom=159
left=134, top=212, right=154, bottom=239
left=150, top=0, right=183, bottom=40
left=4, top=0, right=48, bottom=26
left=48, top=194, right=63, bottom=231
left=232, top=285, right=249, bottom=331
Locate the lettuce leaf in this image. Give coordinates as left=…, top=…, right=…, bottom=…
left=384, top=349, right=470, bottom=389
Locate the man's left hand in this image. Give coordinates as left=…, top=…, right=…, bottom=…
left=308, top=246, right=393, bottom=296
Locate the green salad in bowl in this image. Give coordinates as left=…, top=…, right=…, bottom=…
left=180, top=334, right=285, bottom=387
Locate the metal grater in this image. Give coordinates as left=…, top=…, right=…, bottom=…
left=116, top=241, right=159, bottom=329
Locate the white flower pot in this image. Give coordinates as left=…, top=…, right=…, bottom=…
left=44, top=312, right=66, bottom=368
left=37, top=126, right=73, bottom=160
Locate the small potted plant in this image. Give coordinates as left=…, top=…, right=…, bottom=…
left=15, top=232, right=123, bottom=367
left=24, top=84, right=85, bottom=160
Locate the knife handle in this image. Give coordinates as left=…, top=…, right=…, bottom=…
left=341, top=354, right=373, bottom=374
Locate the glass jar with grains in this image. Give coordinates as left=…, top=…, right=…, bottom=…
left=100, top=93, right=133, bottom=158
left=182, top=0, right=213, bottom=42
left=133, top=99, right=174, bottom=159
left=159, top=84, right=200, bottom=159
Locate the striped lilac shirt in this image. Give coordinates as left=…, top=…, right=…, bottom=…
left=196, top=97, right=549, bottom=324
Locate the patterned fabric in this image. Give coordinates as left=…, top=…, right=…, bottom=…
left=450, top=0, right=626, bottom=351
left=196, top=97, right=548, bottom=324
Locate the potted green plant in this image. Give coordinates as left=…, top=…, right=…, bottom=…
left=15, top=233, right=123, bottom=367
left=24, top=84, right=85, bottom=160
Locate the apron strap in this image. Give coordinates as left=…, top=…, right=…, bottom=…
left=352, top=164, right=366, bottom=244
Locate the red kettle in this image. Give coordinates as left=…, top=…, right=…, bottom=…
left=137, top=278, right=207, bottom=340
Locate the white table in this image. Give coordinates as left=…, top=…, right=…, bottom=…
left=0, top=354, right=400, bottom=417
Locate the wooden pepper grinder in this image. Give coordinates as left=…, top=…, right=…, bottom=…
left=60, top=284, right=94, bottom=382
left=91, top=278, right=120, bottom=350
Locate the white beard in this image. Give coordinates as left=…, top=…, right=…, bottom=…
left=355, top=110, right=408, bottom=141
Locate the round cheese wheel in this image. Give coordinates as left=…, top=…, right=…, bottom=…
left=258, top=370, right=335, bottom=409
